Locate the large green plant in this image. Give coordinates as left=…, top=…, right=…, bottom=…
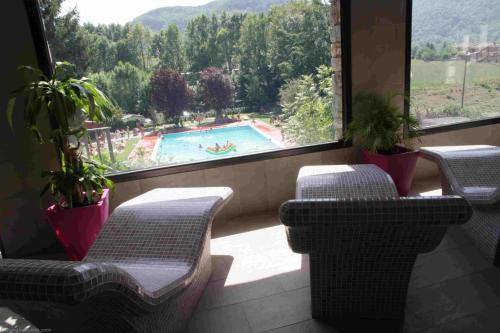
left=346, top=92, right=420, bottom=153
left=7, top=62, right=115, bottom=208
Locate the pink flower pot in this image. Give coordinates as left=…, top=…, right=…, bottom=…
left=362, top=148, right=420, bottom=196
left=45, top=189, right=109, bottom=261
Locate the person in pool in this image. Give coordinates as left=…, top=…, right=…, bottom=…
left=198, top=144, right=203, bottom=149
left=215, top=143, right=221, bottom=152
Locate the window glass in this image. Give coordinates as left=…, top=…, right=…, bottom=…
left=38, top=0, right=343, bottom=173
left=410, top=0, right=500, bottom=128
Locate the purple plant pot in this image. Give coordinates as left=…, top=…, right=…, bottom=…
left=362, top=148, right=420, bottom=196
left=45, top=189, right=109, bottom=261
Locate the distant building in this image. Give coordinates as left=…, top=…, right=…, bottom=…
left=457, top=42, right=499, bottom=63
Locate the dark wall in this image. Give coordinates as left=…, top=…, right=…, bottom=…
left=0, top=1, right=58, bottom=257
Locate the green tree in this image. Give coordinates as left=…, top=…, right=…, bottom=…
left=267, top=0, right=330, bottom=82
left=185, top=15, right=211, bottom=71
left=39, top=0, right=91, bottom=75
left=207, top=14, right=223, bottom=67
left=108, top=62, right=148, bottom=115
left=86, top=33, right=116, bottom=72
left=416, top=43, right=439, bottom=61
left=280, top=65, right=335, bottom=145
left=238, top=13, right=272, bottom=107
left=115, top=24, right=153, bottom=70
left=218, top=12, right=245, bottom=71
left=155, top=24, right=186, bottom=71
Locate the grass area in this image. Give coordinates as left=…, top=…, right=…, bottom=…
left=411, top=60, right=500, bottom=90
left=410, top=60, right=500, bottom=124
left=88, top=137, right=140, bottom=167
left=116, top=138, right=139, bottom=161
left=251, top=113, right=273, bottom=125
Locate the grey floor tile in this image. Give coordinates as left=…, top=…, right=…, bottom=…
left=263, top=319, right=339, bottom=333
left=418, top=227, right=472, bottom=258
left=405, top=269, right=500, bottom=332
left=410, top=244, right=490, bottom=288
left=277, top=268, right=310, bottom=292
left=277, top=255, right=310, bottom=291
left=186, top=303, right=252, bottom=333
left=210, top=255, right=234, bottom=282
left=242, top=287, right=312, bottom=333
left=199, top=275, right=285, bottom=310
left=418, top=306, right=500, bottom=333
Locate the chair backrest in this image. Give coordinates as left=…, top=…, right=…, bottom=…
left=280, top=196, right=472, bottom=254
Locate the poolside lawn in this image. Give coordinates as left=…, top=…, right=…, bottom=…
left=116, top=138, right=139, bottom=161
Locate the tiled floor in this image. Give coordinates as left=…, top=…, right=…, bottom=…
left=187, top=179, right=500, bottom=333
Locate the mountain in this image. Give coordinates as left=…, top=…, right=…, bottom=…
left=133, top=0, right=289, bottom=31
left=412, top=0, right=500, bottom=44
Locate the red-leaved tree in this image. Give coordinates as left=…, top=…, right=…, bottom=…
left=150, top=68, right=192, bottom=126
left=198, top=67, right=234, bottom=122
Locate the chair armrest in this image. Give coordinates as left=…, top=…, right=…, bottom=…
left=0, top=259, right=137, bottom=305
left=280, top=196, right=472, bottom=227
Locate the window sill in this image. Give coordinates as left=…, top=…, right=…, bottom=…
left=414, top=117, right=500, bottom=136
left=107, top=140, right=350, bottom=183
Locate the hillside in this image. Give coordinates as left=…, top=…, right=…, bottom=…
left=412, top=0, right=500, bottom=45
left=133, top=0, right=289, bottom=31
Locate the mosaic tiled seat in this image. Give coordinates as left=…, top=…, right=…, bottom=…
left=280, top=165, right=471, bottom=322
left=0, top=187, right=233, bottom=333
left=420, top=145, right=500, bottom=265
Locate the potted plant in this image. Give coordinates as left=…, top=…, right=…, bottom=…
left=346, top=92, right=421, bottom=196
left=7, top=62, right=115, bottom=260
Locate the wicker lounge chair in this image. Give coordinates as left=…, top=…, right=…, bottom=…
left=0, top=187, right=233, bottom=333
left=420, top=145, right=500, bottom=265
left=280, top=165, right=471, bottom=322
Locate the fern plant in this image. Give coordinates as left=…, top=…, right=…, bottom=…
left=346, top=92, right=421, bottom=153
left=7, top=62, right=115, bottom=208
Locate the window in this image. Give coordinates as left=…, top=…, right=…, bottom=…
left=409, top=0, right=500, bottom=129
left=32, top=0, right=349, bottom=176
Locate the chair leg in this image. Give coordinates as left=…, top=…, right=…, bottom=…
left=309, top=253, right=414, bottom=321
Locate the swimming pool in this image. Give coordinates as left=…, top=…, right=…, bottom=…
left=153, top=125, right=280, bottom=164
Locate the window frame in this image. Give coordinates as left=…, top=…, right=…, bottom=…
left=404, top=0, right=500, bottom=137
left=25, top=0, right=352, bottom=182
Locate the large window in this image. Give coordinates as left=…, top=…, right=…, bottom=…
left=409, top=0, right=500, bottom=129
left=34, top=0, right=347, bottom=175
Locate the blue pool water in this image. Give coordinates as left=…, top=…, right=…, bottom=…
left=155, top=125, right=279, bottom=164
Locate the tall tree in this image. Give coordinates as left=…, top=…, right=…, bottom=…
left=185, top=15, right=211, bottom=72
left=267, top=0, right=330, bottom=83
left=198, top=67, right=234, bottom=121
left=108, top=62, right=148, bottom=115
left=238, top=13, right=272, bottom=107
left=154, top=24, right=186, bottom=71
left=218, top=12, right=245, bottom=71
left=150, top=68, right=192, bottom=126
left=207, top=14, right=223, bottom=67
left=128, top=24, right=153, bottom=70
left=39, top=0, right=91, bottom=75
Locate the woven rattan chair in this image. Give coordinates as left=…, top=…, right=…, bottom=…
left=0, top=187, right=233, bottom=333
left=280, top=165, right=471, bottom=323
left=420, top=145, right=500, bottom=265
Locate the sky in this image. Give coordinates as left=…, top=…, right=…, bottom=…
left=61, top=0, right=214, bottom=25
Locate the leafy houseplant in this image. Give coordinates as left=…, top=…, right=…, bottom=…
left=7, top=62, right=115, bottom=259
left=347, top=92, right=421, bottom=195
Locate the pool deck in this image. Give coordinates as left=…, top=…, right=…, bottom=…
left=131, top=120, right=288, bottom=164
